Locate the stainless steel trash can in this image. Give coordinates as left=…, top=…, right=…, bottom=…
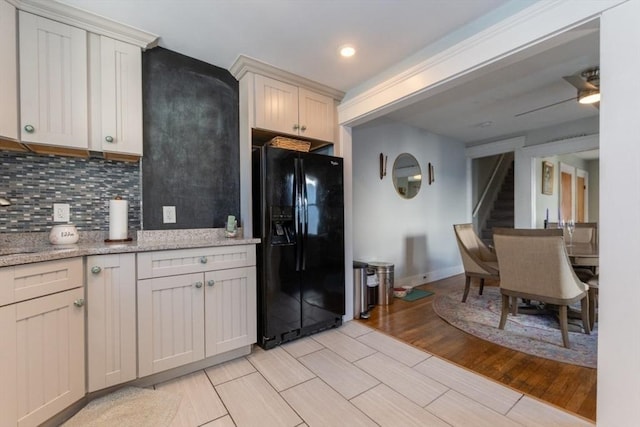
left=353, top=261, right=369, bottom=319
left=369, top=262, right=394, bottom=305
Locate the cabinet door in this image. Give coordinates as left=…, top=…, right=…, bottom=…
left=298, top=88, right=335, bottom=142
left=86, top=254, right=136, bottom=392
left=91, top=35, right=143, bottom=156
left=0, top=287, right=84, bottom=427
left=137, top=273, right=205, bottom=377
left=19, top=11, right=88, bottom=148
left=0, top=0, right=18, bottom=141
left=205, top=266, right=257, bottom=357
left=254, top=74, right=299, bottom=136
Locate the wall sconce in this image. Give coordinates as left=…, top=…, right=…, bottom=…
left=428, top=162, right=435, bottom=185
left=379, top=153, right=387, bottom=179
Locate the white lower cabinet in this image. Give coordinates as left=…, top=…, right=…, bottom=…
left=205, top=266, right=257, bottom=356
left=137, top=245, right=257, bottom=377
left=86, top=254, right=137, bottom=392
left=0, top=287, right=85, bottom=427
left=137, top=272, right=206, bottom=377
left=0, top=244, right=257, bottom=426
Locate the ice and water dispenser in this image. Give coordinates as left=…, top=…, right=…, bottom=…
left=270, top=206, right=295, bottom=245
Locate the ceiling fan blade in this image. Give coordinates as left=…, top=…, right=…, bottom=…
left=563, top=75, right=598, bottom=91
left=514, top=97, right=575, bottom=117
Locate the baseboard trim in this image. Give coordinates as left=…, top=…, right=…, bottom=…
left=395, top=265, right=464, bottom=287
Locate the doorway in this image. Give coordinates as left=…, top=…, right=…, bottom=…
left=576, top=169, right=589, bottom=222
left=560, top=162, right=575, bottom=221
left=560, top=162, right=589, bottom=222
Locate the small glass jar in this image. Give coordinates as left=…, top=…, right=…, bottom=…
left=225, top=219, right=238, bottom=238
left=49, top=224, right=79, bottom=245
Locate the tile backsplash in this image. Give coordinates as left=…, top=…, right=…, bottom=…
left=0, top=152, right=141, bottom=233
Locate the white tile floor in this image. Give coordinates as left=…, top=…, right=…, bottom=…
left=154, top=322, right=594, bottom=426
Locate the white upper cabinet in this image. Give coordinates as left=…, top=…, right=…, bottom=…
left=9, top=0, right=157, bottom=159
left=19, top=11, right=88, bottom=150
left=298, top=87, right=335, bottom=142
left=0, top=0, right=19, bottom=142
left=89, top=34, right=143, bottom=157
left=255, top=74, right=336, bottom=142
left=254, top=75, right=299, bottom=136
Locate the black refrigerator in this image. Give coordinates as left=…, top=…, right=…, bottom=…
left=252, top=145, right=345, bottom=349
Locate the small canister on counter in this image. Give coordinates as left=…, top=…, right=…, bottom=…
left=49, top=224, right=79, bottom=245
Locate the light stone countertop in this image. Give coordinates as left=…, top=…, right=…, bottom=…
left=0, top=228, right=260, bottom=267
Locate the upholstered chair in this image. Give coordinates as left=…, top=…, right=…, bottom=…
left=547, top=221, right=598, bottom=278
left=453, top=224, right=500, bottom=302
left=572, top=222, right=598, bottom=244
left=493, top=228, right=590, bottom=348
left=545, top=222, right=598, bottom=245
left=587, top=275, right=599, bottom=330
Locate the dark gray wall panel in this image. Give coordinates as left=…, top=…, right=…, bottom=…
left=142, top=47, right=239, bottom=229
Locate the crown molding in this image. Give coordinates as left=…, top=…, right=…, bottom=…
left=465, top=136, right=525, bottom=159
left=337, top=0, right=624, bottom=126
left=8, top=0, right=159, bottom=49
left=230, top=54, right=345, bottom=101
left=522, top=133, right=599, bottom=157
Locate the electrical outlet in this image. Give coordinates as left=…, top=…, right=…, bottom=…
left=53, top=203, right=70, bottom=222
left=163, top=206, right=176, bottom=224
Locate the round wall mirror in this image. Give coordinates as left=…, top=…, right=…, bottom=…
left=392, top=153, right=422, bottom=199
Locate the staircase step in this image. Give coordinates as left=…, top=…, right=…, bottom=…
left=481, top=159, right=515, bottom=244
left=491, top=211, right=513, bottom=219
left=494, top=200, right=514, bottom=209
left=486, top=219, right=514, bottom=228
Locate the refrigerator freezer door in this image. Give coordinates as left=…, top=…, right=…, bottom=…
left=299, top=153, right=345, bottom=329
left=261, top=147, right=301, bottom=340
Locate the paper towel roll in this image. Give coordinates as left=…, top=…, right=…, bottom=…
left=109, top=198, right=128, bottom=240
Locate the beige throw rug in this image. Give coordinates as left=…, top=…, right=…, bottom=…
left=63, top=387, right=182, bottom=427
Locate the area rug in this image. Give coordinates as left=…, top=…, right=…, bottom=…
left=433, top=287, right=597, bottom=368
left=403, top=288, right=434, bottom=301
left=63, top=387, right=181, bottom=427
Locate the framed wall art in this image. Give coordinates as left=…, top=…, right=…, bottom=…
left=542, top=161, right=554, bottom=195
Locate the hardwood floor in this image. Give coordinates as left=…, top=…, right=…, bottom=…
left=359, top=274, right=597, bottom=421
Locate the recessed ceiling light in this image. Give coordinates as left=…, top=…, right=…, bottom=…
left=339, top=45, right=356, bottom=58
left=473, top=121, right=493, bottom=128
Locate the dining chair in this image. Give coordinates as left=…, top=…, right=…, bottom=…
left=547, top=221, right=598, bottom=278
left=493, top=228, right=590, bottom=348
left=453, top=224, right=500, bottom=303
left=545, top=222, right=598, bottom=244
left=587, top=274, right=599, bottom=330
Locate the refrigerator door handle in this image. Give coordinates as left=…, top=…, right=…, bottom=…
left=294, top=158, right=303, bottom=271
left=301, top=159, right=308, bottom=271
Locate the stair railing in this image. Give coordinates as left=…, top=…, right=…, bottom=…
left=472, top=152, right=513, bottom=233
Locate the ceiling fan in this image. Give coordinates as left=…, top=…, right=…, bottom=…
left=515, top=67, right=600, bottom=117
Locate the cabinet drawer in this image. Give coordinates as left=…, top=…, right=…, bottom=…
left=0, top=257, right=83, bottom=307
left=137, top=245, right=256, bottom=279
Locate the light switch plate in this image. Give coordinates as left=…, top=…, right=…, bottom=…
left=163, top=206, right=176, bottom=224
left=53, top=203, right=70, bottom=222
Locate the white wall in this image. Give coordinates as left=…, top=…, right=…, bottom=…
left=352, top=118, right=466, bottom=286
left=599, top=1, right=640, bottom=424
